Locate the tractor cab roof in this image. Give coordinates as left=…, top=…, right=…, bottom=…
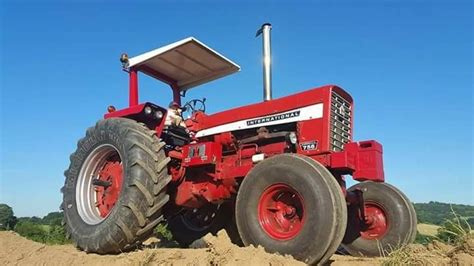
left=127, top=37, right=240, bottom=91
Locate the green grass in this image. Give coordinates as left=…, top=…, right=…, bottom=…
left=383, top=208, right=473, bottom=265
left=154, top=223, right=173, bottom=241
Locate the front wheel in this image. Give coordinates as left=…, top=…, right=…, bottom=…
left=342, top=181, right=417, bottom=257
left=235, top=154, right=347, bottom=265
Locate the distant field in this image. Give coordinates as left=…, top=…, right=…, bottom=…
left=417, top=223, right=440, bottom=236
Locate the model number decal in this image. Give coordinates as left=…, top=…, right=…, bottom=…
left=300, top=141, right=318, bottom=151
left=246, top=111, right=301, bottom=126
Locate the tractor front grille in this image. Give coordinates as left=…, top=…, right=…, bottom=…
left=330, top=91, right=352, bottom=151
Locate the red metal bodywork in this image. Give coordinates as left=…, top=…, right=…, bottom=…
left=105, top=69, right=384, bottom=209
left=177, top=85, right=383, bottom=207
left=104, top=103, right=146, bottom=119
left=185, top=85, right=383, bottom=176
left=192, top=85, right=350, bottom=134
left=331, top=141, right=384, bottom=182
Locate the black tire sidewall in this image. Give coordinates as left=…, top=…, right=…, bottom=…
left=383, top=182, right=417, bottom=243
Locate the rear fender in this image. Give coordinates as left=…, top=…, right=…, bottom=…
left=104, top=102, right=168, bottom=134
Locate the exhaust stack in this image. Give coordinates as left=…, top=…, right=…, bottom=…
left=256, top=23, right=272, bottom=101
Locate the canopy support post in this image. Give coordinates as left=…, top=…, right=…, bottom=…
left=129, top=70, right=139, bottom=107
left=171, top=84, right=181, bottom=106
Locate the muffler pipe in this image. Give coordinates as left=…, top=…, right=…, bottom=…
left=256, top=23, right=272, bottom=101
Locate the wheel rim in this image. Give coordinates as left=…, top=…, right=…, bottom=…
left=76, top=144, right=123, bottom=225
left=361, top=203, right=388, bottom=240
left=181, top=204, right=221, bottom=231
left=258, top=183, right=305, bottom=240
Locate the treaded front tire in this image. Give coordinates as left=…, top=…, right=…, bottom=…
left=61, top=118, right=171, bottom=254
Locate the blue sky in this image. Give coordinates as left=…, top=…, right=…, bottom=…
left=0, top=1, right=472, bottom=217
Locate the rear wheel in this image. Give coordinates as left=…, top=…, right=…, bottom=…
left=342, top=181, right=417, bottom=257
left=62, top=118, right=171, bottom=253
left=235, top=154, right=347, bottom=265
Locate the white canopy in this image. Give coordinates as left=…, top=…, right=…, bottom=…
left=127, top=37, right=240, bottom=91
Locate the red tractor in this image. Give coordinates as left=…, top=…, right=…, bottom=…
left=62, top=24, right=416, bottom=264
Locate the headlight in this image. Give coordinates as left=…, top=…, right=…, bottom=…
left=154, top=110, right=163, bottom=119
left=144, top=106, right=152, bottom=115
left=288, top=132, right=297, bottom=144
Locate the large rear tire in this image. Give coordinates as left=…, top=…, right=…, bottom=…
left=62, top=118, right=171, bottom=254
left=235, top=154, right=347, bottom=265
left=341, top=181, right=417, bottom=257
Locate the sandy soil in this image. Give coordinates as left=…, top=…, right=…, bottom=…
left=2, top=230, right=473, bottom=265
left=0, top=230, right=382, bottom=266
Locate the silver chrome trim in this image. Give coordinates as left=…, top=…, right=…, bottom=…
left=330, top=91, right=352, bottom=151
left=257, top=23, right=273, bottom=101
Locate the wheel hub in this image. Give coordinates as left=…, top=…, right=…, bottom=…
left=76, top=144, right=123, bottom=225
left=361, top=203, right=388, bottom=240
left=258, top=184, right=305, bottom=240
left=285, top=206, right=296, bottom=217
left=95, top=161, right=123, bottom=218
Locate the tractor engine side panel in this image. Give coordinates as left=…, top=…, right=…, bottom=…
left=182, top=142, right=222, bottom=167
left=175, top=133, right=291, bottom=208
left=296, top=119, right=328, bottom=156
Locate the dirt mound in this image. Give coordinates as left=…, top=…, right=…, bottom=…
left=0, top=230, right=301, bottom=266
left=0, top=230, right=385, bottom=265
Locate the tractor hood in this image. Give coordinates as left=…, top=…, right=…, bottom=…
left=127, top=37, right=240, bottom=91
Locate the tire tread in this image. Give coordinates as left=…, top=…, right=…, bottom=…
left=62, top=117, right=171, bottom=254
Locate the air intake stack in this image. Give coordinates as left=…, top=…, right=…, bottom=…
left=256, top=23, right=273, bottom=101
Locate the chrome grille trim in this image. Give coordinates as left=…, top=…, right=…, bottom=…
left=330, top=91, right=352, bottom=151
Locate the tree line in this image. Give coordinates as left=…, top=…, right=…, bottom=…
left=0, top=203, right=69, bottom=244
left=414, top=201, right=474, bottom=226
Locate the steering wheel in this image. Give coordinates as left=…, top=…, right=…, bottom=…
left=182, top=98, right=206, bottom=119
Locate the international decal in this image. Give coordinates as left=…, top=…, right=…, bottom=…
left=246, top=110, right=301, bottom=126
